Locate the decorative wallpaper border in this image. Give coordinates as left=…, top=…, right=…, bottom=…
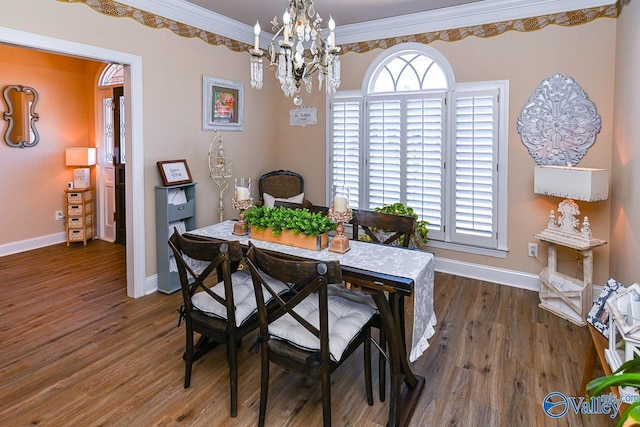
left=58, top=0, right=623, bottom=55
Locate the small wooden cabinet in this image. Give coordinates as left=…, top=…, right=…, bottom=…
left=65, top=187, right=94, bottom=246
left=155, top=183, right=197, bottom=294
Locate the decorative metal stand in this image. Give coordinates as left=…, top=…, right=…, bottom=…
left=232, top=198, right=253, bottom=236
left=328, top=208, right=353, bottom=254
left=208, top=130, right=232, bottom=223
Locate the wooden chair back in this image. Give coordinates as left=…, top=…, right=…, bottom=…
left=351, top=209, right=416, bottom=247
left=258, top=170, right=305, bottom=204
left=167, top=230, right=248, bottom=417
left=244, top=242, right=373, bottom=426
left=169, top=231, right=243, bottom=325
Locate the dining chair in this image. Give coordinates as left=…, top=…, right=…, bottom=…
left=168, top=230, right=290, bottom=418
left=245, top=242, right=376, bottom=427
left=257, top=169, right=311, bottom=207
left=350, top=209, right=417, bottom=402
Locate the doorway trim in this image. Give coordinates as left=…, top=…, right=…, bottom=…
left=0, top=26, right=146, bottom=298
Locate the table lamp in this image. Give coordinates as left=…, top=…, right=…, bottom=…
left=534, top=165, right=608, bottom=247
left=65, top=147, right=97, bottom=189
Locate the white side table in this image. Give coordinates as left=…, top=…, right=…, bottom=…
left=535, top=232, right=607, bottom=326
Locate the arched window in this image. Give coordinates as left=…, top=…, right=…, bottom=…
left=369, top=52, right=448, bottom=93
left=328, top=43, right=509, bottom=255
left=99, top=63, right=124, bottom=86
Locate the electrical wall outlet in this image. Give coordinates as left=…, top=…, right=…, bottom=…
left=528, top=242, right=539, bottom=258
left=55, top=210, right=65, bottom=221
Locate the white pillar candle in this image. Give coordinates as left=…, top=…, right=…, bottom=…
left=333, top=196, right=348, bottom=213
left=236, top=186, right=250, bottom=200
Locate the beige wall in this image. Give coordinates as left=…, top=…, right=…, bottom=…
left=0, top=43, right=102, bottom=243
left=279, top=19, right=617, bottom=285
left=611, top=1, right=640, bottom=284
left=0, top=0, right=627, bottom=287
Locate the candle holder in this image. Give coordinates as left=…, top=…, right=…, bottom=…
left=231, top=198, right=253, bottom=235
left=232, top=177, right=252, bottom=235
left=328, top=208, right=353, bottom=253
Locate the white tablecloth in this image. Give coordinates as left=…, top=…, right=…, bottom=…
left=188, top=221, right=436, bottom=361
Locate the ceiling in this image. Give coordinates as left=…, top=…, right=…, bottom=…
left=184, top=0, right=485, bottom=28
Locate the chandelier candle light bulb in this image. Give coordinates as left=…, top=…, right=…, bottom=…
left=283, top=11, right=291, bottom=43
left=328, top=16, right=335, bottom=48
left=254, top=21, right=261, bottom=50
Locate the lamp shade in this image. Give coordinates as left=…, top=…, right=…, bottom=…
left=65, top=147, right=97, bottom=167
left=534, top=166, right=609, bottom=202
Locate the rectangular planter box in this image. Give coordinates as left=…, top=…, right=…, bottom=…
left=250, top=226, right=328, bottom=251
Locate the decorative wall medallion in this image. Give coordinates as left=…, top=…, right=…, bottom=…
left=517, top=73, right=601, bottom=166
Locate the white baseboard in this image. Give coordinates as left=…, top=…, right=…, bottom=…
left=435, top=257, right=540, bottom=292
left=145, top=274, right=159, bottom=296
left=0, top=232, right=66, bottom=257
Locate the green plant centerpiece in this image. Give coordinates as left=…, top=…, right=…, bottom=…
left=363, top=202, right=429, bottom=248
left=243, top=205, right=336, bottom=236
left=243, top=206, right=336, bottom=251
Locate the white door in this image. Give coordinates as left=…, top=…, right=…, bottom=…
left=97, top=86, right=116, bottom=242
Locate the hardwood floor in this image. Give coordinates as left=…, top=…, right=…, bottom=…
left=0, top=241, right=614, bottom=426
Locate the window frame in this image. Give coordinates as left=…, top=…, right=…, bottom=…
left=327, top=44, right=509, bottom=257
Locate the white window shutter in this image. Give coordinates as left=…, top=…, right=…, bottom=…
left=406, top=95, right=444, bottom=239
left=367, top=99, right=402, bottom=209
left=330, top=98, right=361, bottom=208
left=450, top=89, right=499, bottom=247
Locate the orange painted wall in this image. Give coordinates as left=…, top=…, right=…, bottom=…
left=0, top=44, right=104, bottom=244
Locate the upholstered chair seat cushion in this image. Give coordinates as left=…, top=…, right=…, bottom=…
left=192, top=271, right=289, bottom=326
left=268, top=293, right=376, bottom=362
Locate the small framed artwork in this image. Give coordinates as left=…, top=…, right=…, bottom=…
left=157, top=159, right=193, bottom=186
left=587, top=278, right=625, bottom=336
left=202, top=75, right=244, bottom=131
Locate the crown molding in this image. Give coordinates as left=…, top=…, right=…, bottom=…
left=116, top=0, right=257, bottom=47
left=336, top=0, right=618, bottom=44
left=116, top=0, right=617, bottom=47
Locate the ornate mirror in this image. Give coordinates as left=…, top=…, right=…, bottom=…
left=3, top=84, right=40, bottom=148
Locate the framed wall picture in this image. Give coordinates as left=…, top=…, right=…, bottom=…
left=202, top=75, right=244, bottom=131
left=157, top=159, right=193, bottom=186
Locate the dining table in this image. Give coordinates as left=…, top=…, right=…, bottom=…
left=187, top=220, right=436, bottom=427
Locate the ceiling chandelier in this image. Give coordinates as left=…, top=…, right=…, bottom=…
left=249, top=0, right=341, bottom=104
